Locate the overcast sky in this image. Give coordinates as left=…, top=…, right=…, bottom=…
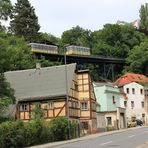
left=10, top=0, right=147, bottom=37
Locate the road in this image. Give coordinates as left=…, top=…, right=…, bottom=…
left=53, top=127, right=148, bottom=148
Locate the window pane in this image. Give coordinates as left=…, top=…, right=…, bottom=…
left=124, top=101, right=127, bottom=107
left=84, top=85, right=89, bottom=91
left=81, top=102, right=88, bottom=110
left=132, top=88, right=135, bottom=94
left=141, top=102, right=144, bottom=108
left=126, top=88, right=129, bottom=94
left=107, top=117, right=112, bottom=125
left=48, top=102, right=53, bottom=109
left=131, top=101, right=134, bottom=108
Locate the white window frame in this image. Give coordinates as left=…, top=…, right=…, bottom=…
left=80, top=102, right=88, bottom=110
left=19, top=104, right=28, bottom=111
left=48, top=102, right=54, bottom=109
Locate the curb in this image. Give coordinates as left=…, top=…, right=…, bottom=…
left=29, top=126, right=148, bottom=148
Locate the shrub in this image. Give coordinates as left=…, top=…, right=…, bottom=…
left=70, top=122, right=78, bottom=138
left=0, top=121, right=25, bottom=148
left=49, top=116, right=78, bottom=141
left=0, top=117, right=78, bottom=147
left=49, top=116, right=69, bottom=141
left=24, top=118, right=50, bottom=146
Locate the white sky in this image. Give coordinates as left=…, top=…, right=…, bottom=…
left=8, top=0, right=148, bottom=37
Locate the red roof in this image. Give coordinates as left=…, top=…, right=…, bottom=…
left=114, top=73, right=148, bottom=85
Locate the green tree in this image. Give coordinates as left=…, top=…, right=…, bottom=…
left=0, top=0, right=12, bottom=21
left=0, top=31, right=36, bottom=72
left=91, top=24, right=145, bottom=58
left=125, top=39, right=148, bottom=76
left=35, top=32, right=60, bottom=45
left=10, top=0, right=40, bottom=41
left=61, top=26, right=92, bottom=48
left=0, top=30, right=60, bottom=73
left=139, top=3, right=148, bottom=34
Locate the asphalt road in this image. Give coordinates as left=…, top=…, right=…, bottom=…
left=53, top=126, right=148, bottom=148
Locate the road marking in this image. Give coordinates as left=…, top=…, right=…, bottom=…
left=128, top=135, right=136, bottom=138
left=100, top=141, right=112, bottom=146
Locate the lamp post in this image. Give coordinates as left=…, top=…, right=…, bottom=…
left=64, top=45, right=70, bottom=139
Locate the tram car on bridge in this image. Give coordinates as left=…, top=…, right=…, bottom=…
left=29, top=43, right=90, bottom=56
left=66, top=45, right=90, bottom=55
left=29, top=43, right=58, bottom=54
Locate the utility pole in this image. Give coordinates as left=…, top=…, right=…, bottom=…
left=64, top=45, right=70, bottom=139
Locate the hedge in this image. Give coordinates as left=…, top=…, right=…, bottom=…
left=0, top=117, right=77, bottom=148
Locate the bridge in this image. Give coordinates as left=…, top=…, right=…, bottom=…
left=34, top=52, right=125, bottom=64
left=34, top=52, right=126, bottom=81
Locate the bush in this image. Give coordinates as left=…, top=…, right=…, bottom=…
left=49, top=116, right=69, bottom=141
left=24, top=118, right=50, bottom=146
left=49, top=116, right=77, bottom=141
left=0, top=116, right=78, bottom=148
left=0, top=121, right=25, bottom=148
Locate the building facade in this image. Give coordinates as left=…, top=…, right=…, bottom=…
left=94, top=83, right=126, bottom=130
left=144, top=87, right=148, bottom=123
left=119, top=82, right=146, bottom=122
left=77, top=70, right=97, bottom=134
left=5, top=63, right=97, bottom=134
left=115, top=73, right=148, bottom=123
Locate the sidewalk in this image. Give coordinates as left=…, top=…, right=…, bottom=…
left=29, top=126, right=147, bottom=148
left=136, top=141, right=148, bottom=148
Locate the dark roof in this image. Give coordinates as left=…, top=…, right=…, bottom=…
left=5, top=63, right=76, bottom=102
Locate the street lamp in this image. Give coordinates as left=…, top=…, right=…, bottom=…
left=64, top=45, right=70, bottom=139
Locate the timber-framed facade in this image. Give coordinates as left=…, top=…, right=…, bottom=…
left=5, top=63, right=97, bottom=134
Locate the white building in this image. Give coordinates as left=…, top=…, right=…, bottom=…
left=119, top=82, right=146, bottom=123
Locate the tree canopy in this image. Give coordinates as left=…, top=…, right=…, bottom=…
left=9, top=0, right=40, bottom=41
left=139, top=3, right=148, bottom=35
left=0, top=0, right=12, bottom=21
left=0, top=30, right=36, bottom=72
left=61, top=26, right=92, bottom=48
left=91, top=24, right=145, bottom=58
left=125, top=39, right=148, bottom=76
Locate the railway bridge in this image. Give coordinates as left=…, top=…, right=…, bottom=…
left=34, top=52, right=126, bottom=81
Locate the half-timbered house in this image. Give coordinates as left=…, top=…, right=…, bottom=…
left=5, top=63, right=97, bottom=134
